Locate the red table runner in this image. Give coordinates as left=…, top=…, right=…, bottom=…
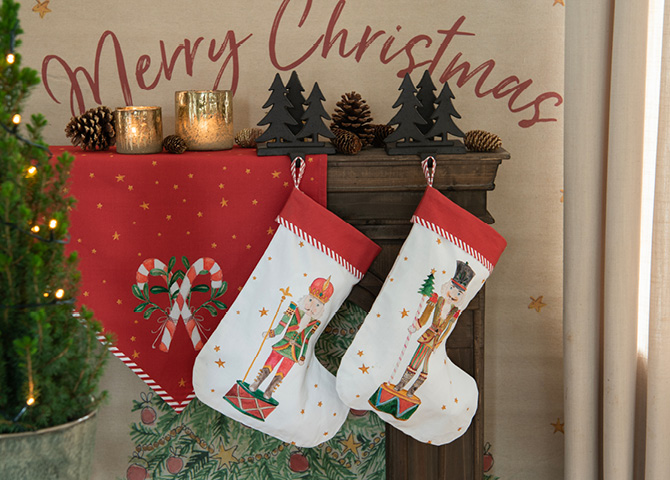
left=60, top=146, right=327, bottom=411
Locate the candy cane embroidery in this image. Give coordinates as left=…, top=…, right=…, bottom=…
left=169, top=257, right=224, bottom=351
left=133, top=256, right=228, bottom=353
left=134, top=258, right=178, bottom=351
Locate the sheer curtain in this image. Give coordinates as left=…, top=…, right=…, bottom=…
left=564, top=0, right=670, bottom=478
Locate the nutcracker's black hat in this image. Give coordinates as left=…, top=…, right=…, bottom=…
left=451, top=260, right=475, bottom=292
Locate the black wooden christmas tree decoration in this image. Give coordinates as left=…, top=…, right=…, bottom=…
left=297, top=83, right=335, bottom=147
left=416, top=70, right=437, bottom=136
left=384, top=70, right=465, bottom=155
left=255, top=73, right=297, bottom=147
left=383, top=74, right=427, bottom=151
left=256, top=72, right=335, bottom=157
left=425, top=80, right=465, bottom=143
left=286, top=71, right=306, bottom=136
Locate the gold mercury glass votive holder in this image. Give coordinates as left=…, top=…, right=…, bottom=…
left=114, top=106, right=163, bottom=154
left=175, top=90, right=233, bottom=151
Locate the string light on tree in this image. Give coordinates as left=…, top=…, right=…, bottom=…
left=48, top=219, right=58, bottom=241
left=26, top=372, right=35, bottom=409
left=25, top=165, right=37, bottom=178
left=26, top=348, right=34, bottom=406
left=12, top=345, right=36, bottom=422
left=2, top=218, right=69, bottom=245
left=41, top=289, right=66, bottom=301
left=6, top=52, right=14, bottom=64
left=11, top=113, right=20, bottom=125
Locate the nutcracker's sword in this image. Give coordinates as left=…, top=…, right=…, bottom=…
left=242, top=287, right=292, bottom=382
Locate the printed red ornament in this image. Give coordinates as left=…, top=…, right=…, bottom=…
left=166, top=450, right=184, bottom=474
left=126, top=455, right=149, bottom=480
left=139, top=392, right=157, bottom=425
left=483, top=442, right=494, bottom=472
left=289, top=451, right=310, bottom=473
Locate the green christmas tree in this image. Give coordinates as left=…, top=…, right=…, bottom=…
left=0, top=0, right=110, bottom=433
left=417, top=272, right=435, bottom=297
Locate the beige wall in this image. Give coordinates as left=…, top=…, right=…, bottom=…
left=19, top=1, right=564, bottom=477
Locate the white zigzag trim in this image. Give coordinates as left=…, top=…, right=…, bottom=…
left=101, top=336, right=192, bottom=412
left=412, top=215, right=495, bottom=272
left=276, top=216, right=364, bottom=279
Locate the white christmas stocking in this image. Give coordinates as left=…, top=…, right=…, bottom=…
left=193, top=162, right=380, bottom=447
left=336, top=180, right=506, bottom=445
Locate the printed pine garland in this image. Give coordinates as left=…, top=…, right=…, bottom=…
left=125, top=301, right=385, bottom=480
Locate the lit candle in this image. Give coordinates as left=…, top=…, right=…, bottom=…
left=114, top=106, right=163, bottom=154
left=175, top=90, right=233, bottom=151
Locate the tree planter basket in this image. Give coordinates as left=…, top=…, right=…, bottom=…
left=0, top=411, right=98, bottom=479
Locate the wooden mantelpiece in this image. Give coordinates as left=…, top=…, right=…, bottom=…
left=326, top=147, right=509, bottom=480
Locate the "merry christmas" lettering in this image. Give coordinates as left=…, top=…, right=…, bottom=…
left=40, top=0, right=561, bottom=129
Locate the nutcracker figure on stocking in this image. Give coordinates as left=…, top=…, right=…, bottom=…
left=389, top=262, right=475, bottom=405
left=247, top=277, right=334, bottom=402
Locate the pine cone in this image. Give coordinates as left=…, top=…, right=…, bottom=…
left=162, top=135, right=187, bottom=154
left=65, top=106, right=116, bottom=151
left=464, top=130, right=502, bottom=152
left=235, top=127, right=264, bottom=148
left=329, top=126, right=344, bottom=137
left=332, top=130, right=362, bottom=155
left=370, top=124, right=395, bottom=148
left=330, top=92, right=374, bottom=146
